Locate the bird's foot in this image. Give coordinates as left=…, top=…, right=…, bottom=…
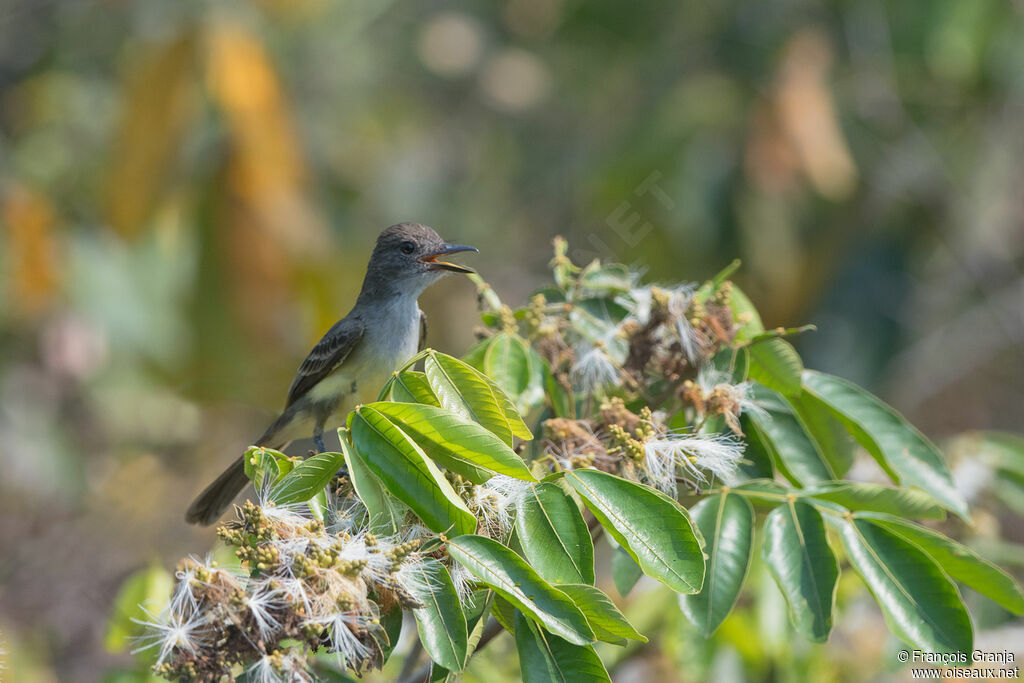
left=314, top=434, right=327, bottom=454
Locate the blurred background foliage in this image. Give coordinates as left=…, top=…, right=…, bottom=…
left=0, top=0, right=1022, bottom=680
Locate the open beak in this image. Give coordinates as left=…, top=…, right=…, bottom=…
left=420, top=243, right=478, bottom=273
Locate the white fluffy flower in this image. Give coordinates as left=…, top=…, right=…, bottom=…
left=449, top=563, right=476, bottom=603
left=469, top=475, right=532, bottom=536
left=245, top=651, right=310, bottom=683
left=570, top=341, right=621, bottom=393
left=131, top=606, right=210, bottom=667
left=666, top=286, right=704, bottom=363
left=697, top=367, right=769, bottom=422
left=642, top=432, right=745, bottom=494
left=392, top=556, right=441, bottom=601
left=169, top=555, right=215, bottom=614
left=302, top=611, right=372, bottom=667
left=244, top=583, right=285, bottom=641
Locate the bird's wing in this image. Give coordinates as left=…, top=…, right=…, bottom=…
left=418, top=309, right=427, bottom=351
left=285, top=316, right=365, bottom=407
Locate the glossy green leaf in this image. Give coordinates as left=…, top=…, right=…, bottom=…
left=679, top=492, right=755, bottom=636
left=351, top=407, right=476, bottom=536
left=837, top=516, right=973, bottom=654
left=858, top=513, right=1024, bottom=615
left=746, top=397, right=832, bottom=485
left=542, top=359, right=574, bottom=419
left=732, top=479, right=788, bottom=505
left=762, top=501, right=838, bottom=642
left=243, top=445, right=294, bottom=486
left=566, top=469, right=705, bottom=594
left=728, top=283, right=765, bottom=342
left=390, top=370, right=440, bottom=406
left=612, top=544, right=643, bottom=597
left=516, top=482, right=595, bottom=585
left=424, top=350, right=531, bottom=445
left=367, top=401, right=535, bottom=483
left=785, top=390, right=854, bottom=477
left=514, top=611, right=611, bottom=683
left=801, top=482, right=945, bottom=519
left=484, top=333, right=531, bottom=401
left=269, top=451, right=345, bottom=504
left=337, top=427, right=401, bottom=534
left=460, top=338, right=491, bottom=371
left=429, top=588, right=494, bottom=683
left=376, top=603, right=403, bottom=662
left=557, top=583, right=647, bottom=645
left=711, top=346, right=749, bottom=385
left=802, top=370, right=968, bottom=520
left=409, top=563, right=468, bottom=671
left=579, top=261, right=631, bottom=293
left=748, top=338, right=803, bottom=397
left=491, top=594, right=518, bottom=634
left=447, top=535, right=595, bottom=645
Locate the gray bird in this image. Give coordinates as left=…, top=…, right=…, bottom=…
left=186, top=223, right=477, bottom=525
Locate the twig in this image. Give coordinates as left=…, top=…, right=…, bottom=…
left=397, top=638, right=424, bottom=681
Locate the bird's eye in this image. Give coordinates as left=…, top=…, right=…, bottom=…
left=400, top=241, right=415, bottom=254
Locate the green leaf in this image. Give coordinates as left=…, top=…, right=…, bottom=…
left=243, top=445, right=294, bottom=486
left=566, top=469, right=705, bottom=594
left=367, top=401, right=536, bottom=484
left=579, top=261, right=631, bottom=293
left=801, top=370, right=969, bottom=520
left=105, top=565, right=172, bottom=652
left=762, top=500, right=838, bottom=642
left=679, top=492, right=755, bottom=636
left=428, top=588, right=495, bottom=683
left=611, top=544, right=644, bottom=597
left=516, top=482, right=595, bottom=585
left=542, top=359, right=574, bottom=419
left=857, top=513, right=1024, bottom=615
left=557, top=583, right=647, bottom=645
left=447, top=535, right=595, bottom=645
left=491, top=594, right=518, bottom=634
left=375, top=603, right=403, bottom=663
left=747, top=338, right=803, bottom=397
left=837, top=516, right=973, bottom=654
left=514, top=611, right=611, bottom=683
left=410, top=563, right=468, bottom=671
left=711, top=346, right=749, bottom=385
left=484, top=333, right=531, bottom=402
left=337, top=428, right=401, bottom=535
left=570, top=298, right=629, bottom=361
left=269, top=451, right=345, bottom=505
left=745, top=395, right=832, bottom=485
left=732, top=479, right=788, bottom=504
left=461, top=338, right=491, bottom=371
left=801, top=482, right=945, bottom=519
left=784, top=389, right=854, bottom=478
left=351, top=407, right=476, bottom=536
left=727, top=283, right=765, bottom=343
left=424, top=350, right=532, bottom=445
left=390, top=370, right=441, bottom=406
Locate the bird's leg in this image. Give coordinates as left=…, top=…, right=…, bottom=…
left=313, top=418, right=327, bottom=454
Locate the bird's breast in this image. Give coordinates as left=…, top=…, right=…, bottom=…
left=308, top=299, right=421, bottom=409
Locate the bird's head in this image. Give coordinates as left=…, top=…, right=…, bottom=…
left=365, top=223, right=478, bottom=297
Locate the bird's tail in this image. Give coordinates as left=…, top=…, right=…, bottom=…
left=185, top=456, right=250, bottom=526
left=185, top=425, right=288, bottom=526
